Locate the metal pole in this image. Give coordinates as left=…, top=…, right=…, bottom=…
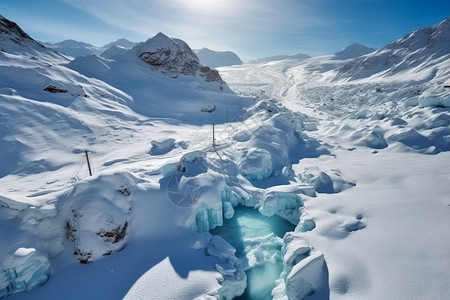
left=85, top=150, right=92, bottom=176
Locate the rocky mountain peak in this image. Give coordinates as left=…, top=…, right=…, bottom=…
left=135, top=32, right=225, bottom=86
left=0, top=15, right=33, bottom=41
left=0, top=15, right=38, bottom=49
left=136, top=32, right=200, bottom=76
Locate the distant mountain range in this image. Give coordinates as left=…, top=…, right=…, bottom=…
left=41, top=36, right=378, bottom=68
left=43, top=38, right=139, bottom=58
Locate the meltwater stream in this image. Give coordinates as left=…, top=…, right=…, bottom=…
left=211, top=207, right=295, bottom=299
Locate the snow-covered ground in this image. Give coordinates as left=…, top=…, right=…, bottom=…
left=1, top=15, right=450, bottom=300
left=217, top=18, right=450, bottom=299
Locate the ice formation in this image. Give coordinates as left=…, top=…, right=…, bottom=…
left=0, top=248, right=51, bottom=298
left=259, top=191, right=304, bottom=225
left=238, top=147, right=273, bottom=180
left=206, top=235, right=247, bottom=298
left=149, top=138, right=176, bottom=155
left=273, top=233, right=329, bottom=299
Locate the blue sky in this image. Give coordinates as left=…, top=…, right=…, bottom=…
left=1, top=0, right=449, bottom=60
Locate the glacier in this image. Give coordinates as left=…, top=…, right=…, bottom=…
left=1, top=14, right=450, bottom=300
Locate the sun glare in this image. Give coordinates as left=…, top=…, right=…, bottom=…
left=180, top=0, right=230, bottom=13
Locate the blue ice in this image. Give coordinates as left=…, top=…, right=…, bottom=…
left=211, top=207, right=294, bottom=299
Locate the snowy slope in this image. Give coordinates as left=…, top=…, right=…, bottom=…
left=194, top=48, right=243, bottom=68
left=0, top=15, right=69, bottom=64
left=335, top=18, right=450, bottom=82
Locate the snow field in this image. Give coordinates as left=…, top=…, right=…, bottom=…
left=2, top=15, right=450, bottom=300
left=219, top=35, right=450, bottom=297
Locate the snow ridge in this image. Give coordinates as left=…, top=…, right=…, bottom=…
left=336, top=18, right=450, bottom=81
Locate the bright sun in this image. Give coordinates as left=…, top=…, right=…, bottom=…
left=183, top=0, right=229, bottom=12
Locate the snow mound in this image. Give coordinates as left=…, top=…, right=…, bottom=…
left=58, top=173, right=137, bottom=263
left=239, top=147, right=273, bottom=180
left=259, top=191, right=304, bottom=225
left=230, top=98, right=328, bottom=183
left=418, top=88, right=450, bottom=108
left=149, top=138, right=176, bottom=155
left=387, top=128, right=435, bottom=153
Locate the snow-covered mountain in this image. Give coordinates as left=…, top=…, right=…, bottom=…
left=99, top=44, right=129, bottom=59
left=1, top=14, right=450, bottom=300
left=101, top=38, right=138, bottom=51
left=248, top=53, right=311, bottom=64
left=333, top=43, right=376, bottom=60
left=0, top=15, right=69, bottom=64
left=44, top=38, right=138, bottom=58
left=194, top=48, right=243, bottom=68
left=65, top=32, right=232, bottom=120
left=43, top=39, right=100, bottom=58
left=335, top=18, right=450, bottom=81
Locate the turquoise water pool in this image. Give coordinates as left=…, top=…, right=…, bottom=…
left=211, top=207, right=295, bottom=299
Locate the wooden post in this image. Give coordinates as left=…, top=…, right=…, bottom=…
left=212, top=124, right=216, bottom=147
left=85, top=150, right=92, bottom=176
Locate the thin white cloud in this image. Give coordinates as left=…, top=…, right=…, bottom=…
left=6, top=13, right=120, bottom=46
left=60, top=0, right=337, bottom=58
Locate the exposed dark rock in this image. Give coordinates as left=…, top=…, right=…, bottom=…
left=97, top=221, right=128, bottom=244
left=44, top=85, right=68, bottom=93
left=0, top=15, right=33, bottom=41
